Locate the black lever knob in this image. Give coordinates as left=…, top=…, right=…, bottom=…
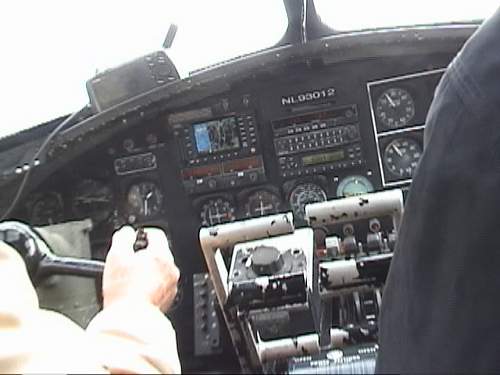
left=250, top=246, right=284, bottom=276
left=133, top=227, right=149, bottom=251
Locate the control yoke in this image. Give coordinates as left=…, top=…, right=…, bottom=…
left=0, top=221, right=104, bottom=284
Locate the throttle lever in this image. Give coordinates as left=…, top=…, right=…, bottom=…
left=133, top=226, right=149, bottom=251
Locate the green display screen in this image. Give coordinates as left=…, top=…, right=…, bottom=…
left=302, top=150, right=345, bottom=166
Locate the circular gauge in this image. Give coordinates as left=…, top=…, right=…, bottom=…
left=289, top=183, right=327, bottom=221
left=30, top=192, right=64, bottom=226
left=126, top=181, right=163, bottom=219
left=200, top=198, right=236, bottom=226
left=123, top=138, right=135, bottom=152
left=337, top=176, right=374, bottom=197
left=244, top=190, right=281, bottom=218
left=375, top=87, right=415, bottom=129
left=72, top=179, right=114, bottom=223
left=146, top=133, right=158, bottom=146
left=384, top=138, right=422, bottom=178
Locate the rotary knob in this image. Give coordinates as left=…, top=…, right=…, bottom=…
left=208, top=179, right=217, bottom=189
left=346, top=125, right=359, bottom=140
left=250, top=246, right=284, bottom=276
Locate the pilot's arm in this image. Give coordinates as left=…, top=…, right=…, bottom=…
left=377, top=6, right=500, bottom=373
left=0, top=226, right=181, bottom=374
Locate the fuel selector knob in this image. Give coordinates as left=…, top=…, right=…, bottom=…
left=249, top=172, right=259, bottom=182
left=251, top=246, right=284, bottom=276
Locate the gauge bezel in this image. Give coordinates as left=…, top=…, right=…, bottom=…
left=383, top=137, right=423, bottom=179
left=336, top=175, right=374, bottom=198
left=288, top=182, right=327, bottom=221
left=199, top=196, right=236, bottom=227
left=125, top=180, right=164, bottom=220
left=71, top=178, right=115, bottom=223
left=375, top=87, right=416, bottom=130
left=29, top=191, right=65, bottom=226
left=243, top=189, right=282, bottom=218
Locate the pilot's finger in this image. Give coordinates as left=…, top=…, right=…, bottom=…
left=108, top=225, right=136, bottom=258
left=142, top=227, right=174, bottom=262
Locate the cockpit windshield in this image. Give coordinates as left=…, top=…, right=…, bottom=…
left=315, top=0, right=497, bottom=31
left=1, top=0, right=498, bottom=139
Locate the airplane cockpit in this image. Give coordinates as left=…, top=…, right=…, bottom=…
left=0, top=1, right=495, bottom=373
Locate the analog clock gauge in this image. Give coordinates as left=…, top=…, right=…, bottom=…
left=375, top=87, right=415, bottom=129
left=127, top=181, right=163, bottom=219
left=384, top=138, right=422, bottom=179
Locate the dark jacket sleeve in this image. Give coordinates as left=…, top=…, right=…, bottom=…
left=376, top=6, right=500, bottom=373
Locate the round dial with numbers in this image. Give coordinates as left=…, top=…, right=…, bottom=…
left=30, top=192, right=64, bottom=226
left=289, top=183, right=327, bottom=221
left=375, top=87, right=415, bottom=129
left=72, top=179, right=114, bottom=223
left=336, top=175, right=374, bottom=197
left=384, top=138, right=422, bottom=179
left=200, top=198, right=236, bottom=226
left=126, top=181, right=163, bottom=219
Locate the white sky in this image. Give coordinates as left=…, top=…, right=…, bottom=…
left=0, top=1, right=497, bottom=140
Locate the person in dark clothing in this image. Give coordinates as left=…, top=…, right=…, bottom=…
left=376, top=6, right=500, bottom=373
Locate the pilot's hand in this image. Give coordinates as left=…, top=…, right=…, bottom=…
left=102, top=225, right=180, bottom=312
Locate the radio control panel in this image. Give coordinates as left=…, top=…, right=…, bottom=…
left=274, top=125, right=360, bottom=156
left=272, top=105, right=365, bottom=177
left=278, top=143, right=363, bottom=178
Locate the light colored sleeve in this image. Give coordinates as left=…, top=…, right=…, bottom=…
left=86, top=301, right=182, bottom=374
left=0, top=241, right=106, bottom=374
left=0, top=241, right=181, bottom=374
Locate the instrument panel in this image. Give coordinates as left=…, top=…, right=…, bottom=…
left=23, top=68, right=444, bottom=229
left=23, top=125, right=169, bottom=231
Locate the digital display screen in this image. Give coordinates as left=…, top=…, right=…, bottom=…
left=193, top=117, right=240, bottom=155
left=302, top=150, right=345, bottom=166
